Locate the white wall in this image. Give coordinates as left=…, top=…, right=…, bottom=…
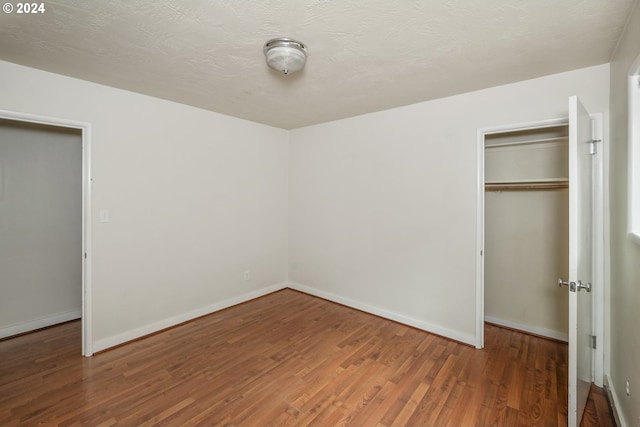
left=485, top=191, right=569, bottom=339
left=608, top=1, right=640, bottom=425
left=289, top=64, right=609, bottom=345
left=0, top=57, right=613, bottom=359
left=0, top=121, right=82, bottom=337
left=0, top=60, right=289, bottom=352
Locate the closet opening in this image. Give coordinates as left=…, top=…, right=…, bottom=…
left=0, top=110, right=93, bottom=356
left=483, top=124, right=570, bottom=342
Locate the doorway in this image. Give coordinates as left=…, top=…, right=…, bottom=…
left=0, top=110, right=92, bottom=356
left=475, top=114, right=606, bottom=387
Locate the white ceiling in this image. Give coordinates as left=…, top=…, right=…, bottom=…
left=0, top=0, right=635, bottom=129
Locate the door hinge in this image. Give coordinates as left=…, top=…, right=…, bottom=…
left=589, top=139, right=601, bottom=155
left=84, top=252, right=87, bottom=259
left=592, top=335, right=597, bottom=349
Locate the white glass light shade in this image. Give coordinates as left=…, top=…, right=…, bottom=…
left=264, top=38, right=308, bottom=75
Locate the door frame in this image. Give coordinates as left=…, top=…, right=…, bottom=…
left=475, top=114, right=605, bottom=386
left=0, top=109, right=93, bottom=357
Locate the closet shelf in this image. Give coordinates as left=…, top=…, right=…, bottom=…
left=485, top=178, right=568, bottom=192
left=484, top=136, right=568, bottom=149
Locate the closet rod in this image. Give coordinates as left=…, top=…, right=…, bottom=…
left=484, top=136, right=568, bottom=149
left=485, top=180, right=568, bottom=192
left=484, top=182, right=569, bottom=191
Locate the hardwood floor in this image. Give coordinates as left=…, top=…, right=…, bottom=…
left=0, top=289, right=615, bottom=426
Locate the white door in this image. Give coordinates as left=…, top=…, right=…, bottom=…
left=565, top=96, right=594, bottom=427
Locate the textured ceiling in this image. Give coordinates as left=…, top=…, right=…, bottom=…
left=0, top=0, right=635, bottom=129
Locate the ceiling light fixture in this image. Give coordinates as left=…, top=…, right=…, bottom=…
left=263, top=38, right=308, bottom=75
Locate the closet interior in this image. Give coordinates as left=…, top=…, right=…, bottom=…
left=484, top=125, right=570, bottom=341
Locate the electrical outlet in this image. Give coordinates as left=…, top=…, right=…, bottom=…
left=626, top=379, right=631, bottom=397
left=243, top=270, right=250, bottom=281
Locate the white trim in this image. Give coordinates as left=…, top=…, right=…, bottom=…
left=484, top=316, right=568, bottom=342
left=479, top=118, right=568, bottom=136
left=82, top=123, right=93, bottom=356
left=93, top=283, right=288, bottom=353
left=0, top=310, right=81, bottom=339
left=591, top=112, right=605, bottom=387
left=0, top=109, right=93, bottom=356
left=288, top=281, right=476, bottom=346
left=628, top=56, right=640, bottom=243
left=475, top=128, right=485, bottom=349
left=605, top=375, right=629, bottom=427
left=603, top=116, right=612, bottom=389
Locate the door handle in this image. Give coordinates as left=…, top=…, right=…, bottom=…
left=558, top=278, right=591, bottom=292
left=576, top=280, right=592, bottom=292
left=558, top=278, right=576, bottom=292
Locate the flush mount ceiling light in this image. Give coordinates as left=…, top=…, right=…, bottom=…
left=263, top=38, right=308, bottom=75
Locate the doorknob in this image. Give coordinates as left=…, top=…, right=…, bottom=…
left=558, top=278, right=591, bottom=292
left=576, top=280, right=592, bottom=292
left=558, top=278, right=576, bottom=292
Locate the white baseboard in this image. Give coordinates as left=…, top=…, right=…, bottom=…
left=0, top=309, right=81, bottom=339
left=605, top=375, right=629, bottom=427
left=484, top=316, right=568, bottom=342
left=287, top=281, right=476, bottom=346
left=93, top=282, right=288, bottom=353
